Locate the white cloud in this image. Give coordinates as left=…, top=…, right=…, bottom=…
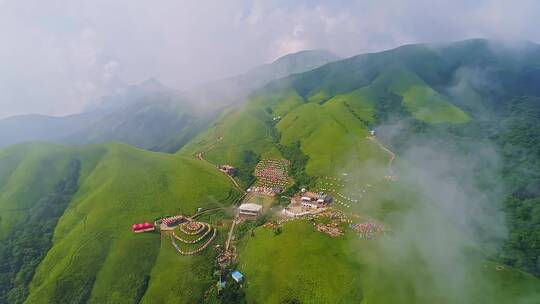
left=1, top=0, right=540, bottom=118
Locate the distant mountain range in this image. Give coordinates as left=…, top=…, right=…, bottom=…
left=0, top=49, right=340, bottom=150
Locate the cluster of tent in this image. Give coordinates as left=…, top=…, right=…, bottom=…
left=254, top=159, right=291, bottom=190
left=162, top=215, right=185, bottom=227
left=350, top=222, right=383, bottom=239
left=323, top=176, right=345, bottom=182
left=248, top=185, right=282, bottom=195
left=254, top=159, right=288, bottom=178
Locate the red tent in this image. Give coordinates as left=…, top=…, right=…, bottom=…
left=132, top=223, right=144, bottom=231
left=132, top=222, right=155, bottom=232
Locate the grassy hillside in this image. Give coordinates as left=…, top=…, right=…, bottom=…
left=180, top=42, right=494, bottom=184
left=238, top=221, right=363, bottom=303
left=368, top=65, right=470, bottom=123
left=0, top=143, right=105, bottom=240
left=180, top=87, right=389, bottom=185
left=238, top=221, right=540, bottom=304
left=0, top=142, right=240, bottom=303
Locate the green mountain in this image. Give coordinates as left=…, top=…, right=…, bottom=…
left=181, top=39, right=540, bottom=177
left=1, top=39, right=540, bottom=303
left=179, top=39, right=540, bottom=302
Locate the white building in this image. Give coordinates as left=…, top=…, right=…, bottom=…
left=238, top=203, right=263, bottom=216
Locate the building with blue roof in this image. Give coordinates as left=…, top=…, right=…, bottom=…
left=231, top=270, right=244, bottom=283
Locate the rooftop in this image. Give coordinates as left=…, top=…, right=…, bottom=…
left=231, top=270, right=244, bottom=282
left=238, top=203, right=263, bottom=212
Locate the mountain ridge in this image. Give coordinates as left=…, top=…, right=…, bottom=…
left=0, top=49, right=340, bottom=151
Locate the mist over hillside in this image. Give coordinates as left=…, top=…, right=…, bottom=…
left=1, top=38, right=540, bottom=303
left=179, top=38, right=540, bottom=302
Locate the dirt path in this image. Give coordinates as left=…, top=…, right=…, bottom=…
left=190, top=207, right=225, bottom=219
left=224, top=172, right=244, bottom=193
left=225, top=216, right=237, bottom=251
left=369, top=136, right=396, bottom=177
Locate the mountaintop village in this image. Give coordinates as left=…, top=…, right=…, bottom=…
left=131, top=131, right=391, bottom=296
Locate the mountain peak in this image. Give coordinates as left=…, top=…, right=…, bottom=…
left=271, top=49, right=339, bottom=66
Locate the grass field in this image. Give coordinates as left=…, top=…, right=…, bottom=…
left=237, top=220, right=364, bottom=304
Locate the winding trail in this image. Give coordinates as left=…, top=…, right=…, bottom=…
left=194, top=132, right=245, bottom=194
left=368, top=136, right=397, bottom=178
left=190, top=207, right=225, bottom=219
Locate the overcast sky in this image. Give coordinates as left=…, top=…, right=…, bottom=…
left=1, top=0, right=540, bottom=118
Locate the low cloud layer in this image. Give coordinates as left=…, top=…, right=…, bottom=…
left=340, top=119, right=508, bottom=301
left=2, top=0, right=540, bottom=118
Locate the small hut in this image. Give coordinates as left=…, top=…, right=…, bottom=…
left=231, top=270, right=244, bottom=283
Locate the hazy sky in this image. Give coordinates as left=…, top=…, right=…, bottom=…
left=2, top=0, right=540, bottom=118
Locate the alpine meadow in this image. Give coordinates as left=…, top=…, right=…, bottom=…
left=2, top=1, right=540, bottom=303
